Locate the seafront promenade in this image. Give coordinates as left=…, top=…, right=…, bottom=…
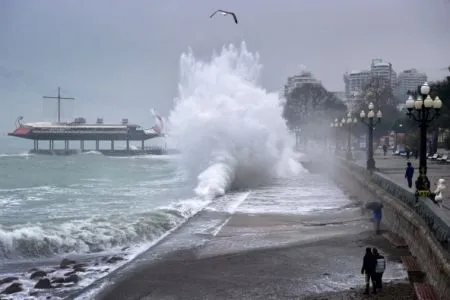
left=354, top=153, right=450, bottom=211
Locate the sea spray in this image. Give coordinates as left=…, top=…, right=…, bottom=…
left=168, top=42, right=304, bottom=198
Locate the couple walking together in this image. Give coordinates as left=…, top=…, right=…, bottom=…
left=361, top=247, right=386, bottom=295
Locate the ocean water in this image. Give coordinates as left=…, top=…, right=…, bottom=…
left=0, top=43, right=406, bottom=300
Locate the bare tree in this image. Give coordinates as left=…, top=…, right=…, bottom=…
left=359, top=76, right=394, bottom=109
left=283, top=82, right=346, bottom=130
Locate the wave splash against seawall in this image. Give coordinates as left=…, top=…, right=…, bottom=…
left=0, top=42, right=304, bottom=261
left=168, top=41, right=304, bottom=199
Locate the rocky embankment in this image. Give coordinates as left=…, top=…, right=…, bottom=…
left=0, top=250, right=128, bottom=298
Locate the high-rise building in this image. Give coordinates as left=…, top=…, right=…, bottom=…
left=343, top=59, right=397, bottom=106
left=284, top=71, right=321, bottom=96
left=343, top=70, right=372, bottom=95
left=394, top=69, right=427, bottom=104
left=370, top=59, right=397, bottom=88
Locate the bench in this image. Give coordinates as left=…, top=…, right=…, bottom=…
left=401, top=256, right=425, bottom=282
left=382, top=232, right=408, bottom=248
left=413, top=283, right=438, bottom=300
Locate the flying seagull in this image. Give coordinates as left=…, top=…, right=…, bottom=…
left=210, top=10, right=238, bottom=24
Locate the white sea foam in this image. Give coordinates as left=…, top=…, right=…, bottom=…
left=167, top=42, right=305, bottom=199
left=0, top=152, right=32, bottom=158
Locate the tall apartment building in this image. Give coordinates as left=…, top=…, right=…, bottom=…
left=370, top=58, right=397, bottom=88
left=284, top=71, right=321, bottom=96
left=394, top=68, right=427, bottom=104
left=343, top=59, right=397, bottom=105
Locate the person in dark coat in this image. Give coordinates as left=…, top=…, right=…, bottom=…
left=404, top=162, right=414, bottom=188
left=372, top=248, right=386, bottom=291
left=361, top=247, right=377, bottom=294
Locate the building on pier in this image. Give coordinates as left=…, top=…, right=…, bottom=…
left=7, top=87, right=167, bottom=156
left=8, top=116, right=165, bottom=155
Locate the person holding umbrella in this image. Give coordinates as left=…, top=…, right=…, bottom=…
left=365, top=201, right=383, bottom=234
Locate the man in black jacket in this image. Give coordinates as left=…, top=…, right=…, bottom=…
left=361, top=247, right=377, bottom=294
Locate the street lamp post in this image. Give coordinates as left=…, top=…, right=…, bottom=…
left=405, top=82, right=442, bottom=176
left=394, top=122, right=403, bottom=151
left=360, top=102, right=382, bottom=170
left=341, top=112, right=358, bottom=160
left=330, top=118, right=342, bottom=153
left=293, top=126, right=301, bottom=150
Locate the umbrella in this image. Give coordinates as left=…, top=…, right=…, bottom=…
left=365, top=201, right=383, bottom=211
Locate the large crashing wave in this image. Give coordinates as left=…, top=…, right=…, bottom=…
left=168, top=42, right=304, bottom=199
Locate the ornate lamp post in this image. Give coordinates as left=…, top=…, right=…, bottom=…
left=405, top=82, right=442, bottom=176
left=341, top=112, right=358, bottom=160
left=330, top=118, right=342, bottom=153
left=360, top=102, right=382, bottom=170
left=292, top=126, right=301, bottom=150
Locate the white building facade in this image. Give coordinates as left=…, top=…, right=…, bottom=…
left=284, top=71, right=321, bottom=96
left=394, top=68, right=427, bottom=104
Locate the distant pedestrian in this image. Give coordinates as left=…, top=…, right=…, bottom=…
left=372, top=248, right=386, bottom=292
left=383, top=144, right=388, bottom=156
left=361, top=247, right=377, bottom=294
left=404, top=162, right=414, bottom=188
left=373, top=206, right=382, bottom=234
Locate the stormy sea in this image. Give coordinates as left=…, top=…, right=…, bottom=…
left=0, top=42, right=406, bottom=299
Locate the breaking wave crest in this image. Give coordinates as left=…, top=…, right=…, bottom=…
left=168, top=42, right=304, bottom=198
left=0, top=200, right=205, bottom=259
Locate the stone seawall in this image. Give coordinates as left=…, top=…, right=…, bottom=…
left=319, top=158, right=450, bottom=298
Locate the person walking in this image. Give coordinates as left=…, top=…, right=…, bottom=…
left=373, top=206, right=382, bottom=234
left=361, top=247, right=377, bottom=294
left=372, top=248, right=386, bottom=292
left=404, top=162, right=414, bottom=188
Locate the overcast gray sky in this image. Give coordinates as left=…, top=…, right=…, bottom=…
left=1, top=0, right=449, bottom=131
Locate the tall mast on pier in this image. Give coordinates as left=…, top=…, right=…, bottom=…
left=43, top=87, right=75, bottom=123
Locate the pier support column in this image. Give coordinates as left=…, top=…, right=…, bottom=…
left=96, top=140, right=100, bottom=151
left=48, top=140, right=54, bottom=151
left=141, top=140, right=145, bottom=150
left=80, top=140, right=85, bottom=151
left=33, top=140, right=38, bottom=151
left=126, top=139, right=130, bottom=151
left=64, top=140, right=69, bottom=151
left=111, top=140, right=114, bottom=151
